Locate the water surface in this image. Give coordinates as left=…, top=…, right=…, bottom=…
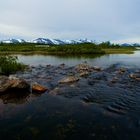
left=0, top=51, right=140, bottom=140
left=17, top=51, right=140, bottom=68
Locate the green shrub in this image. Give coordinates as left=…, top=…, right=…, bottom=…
left=0, top=56, right=25, bottom=75
left=47, top=43, right=105, bottom=54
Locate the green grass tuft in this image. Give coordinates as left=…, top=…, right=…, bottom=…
left=0, top=56, right=25, bottom=75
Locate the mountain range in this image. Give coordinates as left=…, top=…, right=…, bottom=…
left=0, top=38, right=94, bottom=45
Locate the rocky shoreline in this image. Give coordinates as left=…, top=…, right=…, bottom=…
left=0, top=63, right=140, bottom=107
left=0, top=63, right=140, bottom=140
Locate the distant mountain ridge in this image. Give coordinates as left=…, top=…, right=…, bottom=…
left=0, top=38, right=139, bottom=46
left=1, top=39, right=26, bottom=44
left=0, top=38, right=94, bottom=45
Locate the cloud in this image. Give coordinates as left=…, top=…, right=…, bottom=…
left=112, top=38, right=140, bottom=44
left=0, top=0, right=140, bottom=42
left=0, top=23, right=47, bottom=39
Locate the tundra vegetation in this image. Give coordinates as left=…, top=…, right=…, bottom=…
left=0, top=42, right=136, bottom=54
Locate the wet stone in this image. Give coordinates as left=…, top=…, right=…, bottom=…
left=58, top=76, right=79, bottom=84
left=79, top=71, right=89, bottom=77
left=32, top=82, right=48, bottom=93
left=0, top=76, right=30, bottom=94
left=92, top=66, right=102, bottom=71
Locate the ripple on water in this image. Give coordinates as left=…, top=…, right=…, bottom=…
left=82, top=86, right=140, bottom=116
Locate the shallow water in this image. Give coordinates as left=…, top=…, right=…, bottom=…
left=0, top=52, right=140, bottom=140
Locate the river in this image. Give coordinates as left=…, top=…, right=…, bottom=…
left=0, top=51, right=140, bottom=140
left=17, top=51, right=140, bottom=68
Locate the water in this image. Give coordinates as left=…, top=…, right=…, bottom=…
left=17, top=51, right=140, bottom=68
left=0, top=51, right=140, bottom=140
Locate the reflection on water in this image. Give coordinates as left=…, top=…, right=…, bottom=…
left=0, top=92, right=30, bottom=104
left=16, top=51, right=140, bottom=68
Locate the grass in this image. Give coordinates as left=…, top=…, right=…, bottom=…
left=0, top=56, right=26, bottom=75
left=0, top=42, right=136, bottom=54
left=103, top=48, right=134, bottom=54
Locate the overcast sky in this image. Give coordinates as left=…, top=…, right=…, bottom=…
left=0, top=0, right=140, bottom=43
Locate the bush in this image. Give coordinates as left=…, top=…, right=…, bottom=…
left=47, top=43, right=105, bottom=54
left=0, top=56, right=25, bottom=75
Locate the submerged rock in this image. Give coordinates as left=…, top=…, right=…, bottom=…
left=110, top=77, right=118, bottom=83
left=0, top=92, right=29, bottom=104
left=117, top=67, right=126, bottom=74
left=49, top=87, right=60, bottom=95
left=119, top=67, right=126, bottom=73
left=32, top=82, right=48, bottom=93
left=79, top=71, right=89, bottom=77
left=58, top=76, right=79, bottom=84
left=0, top=76, right=30, bottom=94
left=59, top=63, right=65, bottom=68
left=92, top=66, right=101, bottom=71
left=129, top=73, right=140, bottom=80
left=75, top=63, right=90, bottom=72
left=75, top=63, right=101, bottom=73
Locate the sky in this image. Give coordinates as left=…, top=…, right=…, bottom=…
left=0, top=0, right=140, bottom=43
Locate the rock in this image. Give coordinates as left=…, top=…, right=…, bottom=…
left=46, top=64, right=51, bottom=67
left=0, top=92, right=29, bottom=104
left=135, top=77, right=140, bottom=81
left=58, top=76, right=79, bottom=84
left=0, top=76, right=30, bottom=94
left=75, top=63, right=90, bottom=72
left=117, top=67, right=126, bottom=74
left=59, top=63, right=65, bottom=68
left=110, top=77, right=118, bottom=83
left=0, top=76, right=9, bottom=84
left=129, top=73, right=136, bottom=79
left=9, top=75, right=20, bottom=80
left=92, top=66, right=101, bottom=71
left=49, top=87, right=60, bottom=95
left=119, top=67, right=126, bottom=72
left=79, top=71, right=89, bottom=77
left=10, top=79, right=30, bottom=89
left=129, top=73, right=140, bottom=80
left=135, top=70, right=140, bottom=73
left=47, top=76, right=52, bottom=80
left=32, top=82, right=48, bottom=93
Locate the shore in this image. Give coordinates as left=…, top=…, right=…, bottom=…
left=1, top=63, right=140, bottom=105
left=0, top=43, right=136, bottom=54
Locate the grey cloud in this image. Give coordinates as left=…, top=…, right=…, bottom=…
left=0, top=0, right=140, bottom=43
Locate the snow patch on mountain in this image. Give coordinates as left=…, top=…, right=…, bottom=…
left=0, top=38, right=94, bottom=45
left=0, top=39, right=25, bottom=43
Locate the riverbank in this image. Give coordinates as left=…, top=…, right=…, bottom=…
left=0, top=43, right=136, bottom=54
left=103, top=48, right=135, bottom=54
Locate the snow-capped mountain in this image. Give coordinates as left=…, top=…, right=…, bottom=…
left=33, top=38, right=54, bottom=44
left=33, top=38, right=67, bottom=45
left=52, top=39, right=65, bottom=45
left=0, top=38, right=94, bottom=45
left=32, top=38, right=94, bottom=44
left=1, top=39, right=25, bottom=43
